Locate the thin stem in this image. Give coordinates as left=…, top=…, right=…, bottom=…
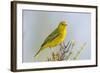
left=73, top=42, right=86, bottom=60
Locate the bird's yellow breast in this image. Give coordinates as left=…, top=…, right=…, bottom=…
left=43, top=28, right=66, bottom=48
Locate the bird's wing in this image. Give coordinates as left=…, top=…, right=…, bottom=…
left=41, top=28, right=59, bottom=47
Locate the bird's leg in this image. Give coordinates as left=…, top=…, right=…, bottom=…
left=60, top=43, right=64, bottom=53
left=60, top=43, right=65, bottom=57
left=62, top=42, right=66, bottom=50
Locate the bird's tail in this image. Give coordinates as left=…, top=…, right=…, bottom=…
left=34, top=47, right=44, bottom=57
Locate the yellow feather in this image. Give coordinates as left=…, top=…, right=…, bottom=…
left=35, top=21, right=67, bottom=57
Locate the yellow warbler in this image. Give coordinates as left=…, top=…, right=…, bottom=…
left=35, top=21, right=67, bottom=57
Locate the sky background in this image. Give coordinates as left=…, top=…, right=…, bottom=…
left=22, top=10, right=91, bottom=62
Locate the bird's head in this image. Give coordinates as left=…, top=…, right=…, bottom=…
left=58, top=21, right=67, bottom=31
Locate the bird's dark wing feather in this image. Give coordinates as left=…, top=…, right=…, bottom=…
left=41, top=28, right=59, bottom=47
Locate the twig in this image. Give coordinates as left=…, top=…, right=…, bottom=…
left=73, top=42, right=86, bottom=60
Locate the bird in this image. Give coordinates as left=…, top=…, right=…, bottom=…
left=35, top=21, right=67, bottom=57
